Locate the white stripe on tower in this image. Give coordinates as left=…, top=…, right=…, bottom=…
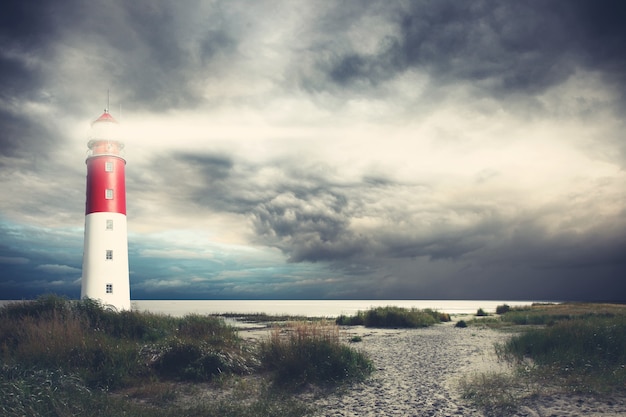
left=81, top=110, right=131, bottom=311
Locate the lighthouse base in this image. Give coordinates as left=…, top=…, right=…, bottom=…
left=81, top=212, right=131, bottom=311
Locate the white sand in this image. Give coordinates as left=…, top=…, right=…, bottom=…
left=241, top=321, right=626, bottom=416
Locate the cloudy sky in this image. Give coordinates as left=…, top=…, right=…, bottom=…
left=1, top=0, right=625, bottom=301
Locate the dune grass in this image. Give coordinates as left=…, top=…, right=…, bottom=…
left=499, top=313, right=626, bottom=394
left=0, top=296, right=250, bottom=390
left=0, top=295, right=372, bottom=417
left=459, top=371, right=531, bottom=415
left=259, top=321, right=374, bottom=387
left=336, top=306, right=450, bottom=328
left=460, top=302, right=626, bottom=413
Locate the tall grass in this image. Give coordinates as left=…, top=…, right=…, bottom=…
left=336, top=306, right=450, bottom=328
left=259, top=321, right=373, bottom=387
left=459, top=371, right=528, bottom=415
left=0, top=296, right=250, bottom=389
left=0, top=295, right=376, bottom=417
left=500, top=302, right=623, bottom=326
left=500, top=315, right=626, bottom=393
left=461, top=303, right=626, bottom=413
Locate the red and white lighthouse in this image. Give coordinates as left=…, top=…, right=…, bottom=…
left=81, top=109, right=131, bottom=310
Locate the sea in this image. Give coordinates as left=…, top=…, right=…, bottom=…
left=132, top=299, right=536, bottom=317
left=0, top=299, right=537, bottom=318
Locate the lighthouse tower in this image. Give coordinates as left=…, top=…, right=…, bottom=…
left=81, top=109, right=131, bottom=311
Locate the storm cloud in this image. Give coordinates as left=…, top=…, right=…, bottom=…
left=1, top=0, right=625, bottom=301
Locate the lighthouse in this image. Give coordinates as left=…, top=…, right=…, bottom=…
left=81, top=109, right=131, bottom=311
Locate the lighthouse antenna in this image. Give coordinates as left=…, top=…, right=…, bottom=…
left=106, top=89, right=110, bottom=113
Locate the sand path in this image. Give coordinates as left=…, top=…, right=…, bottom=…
left=310, top=323, right=503, bottom=417
left=303, top=323, right=626, bottom=417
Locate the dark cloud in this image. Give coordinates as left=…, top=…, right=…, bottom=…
left=0, top=2, right=59, bottom=52
left=146, top=151, right=625, bottom=287
left=252, top=189, right=369, bottom=262
left=1, top=0, right=241, bottom=115
left=1, top=1, right=625, bottom=302
left=0, top=112, right=48, bottom=159
left=306, top=0, right=626, bottom=101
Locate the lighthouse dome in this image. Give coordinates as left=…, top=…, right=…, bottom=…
left=87, top=110, right=125, bottom=158
left=89, top=110, right=122, bottom=142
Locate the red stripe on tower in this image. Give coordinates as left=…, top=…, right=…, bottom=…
left=85, top=111, right=127, bottom=214
left=85, top=156, right=126, bottom=214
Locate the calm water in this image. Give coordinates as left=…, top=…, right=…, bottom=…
left=0, top=299, right=536, bottom=317
left=131, top=299, right=536, bottom=317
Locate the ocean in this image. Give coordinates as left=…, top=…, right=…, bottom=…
left=0, top=299, right=536, bottom=317
left=131, top=299, right=536, bottom=317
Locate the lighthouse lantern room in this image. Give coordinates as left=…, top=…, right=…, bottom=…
left=81, top=109, right=131, bottom=311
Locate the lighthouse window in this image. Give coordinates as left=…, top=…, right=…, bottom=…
left=105, top=189, right=114, bottom=199
left=106, top=250, right=113, bottom=260
left=106, top=284, right=113, bottom=293
left=106, top=219, right=113, bottom=230
left=105, top=161, right=113, bottom=172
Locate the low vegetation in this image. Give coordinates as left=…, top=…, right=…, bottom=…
left=259, top=321, right=373, bottom=387
left=335, top=306, right=450, bottom=328
left=0, top=295, right=372, bottom=417
left=459, top=371, right=532, bottom=416
left=460, top=302, right=626, bottom=413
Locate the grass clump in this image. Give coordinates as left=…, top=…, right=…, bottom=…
left=459, top=371, right=531, bottom=415
left=0, top=296, right=250, bottom=389
left=149, top=337, right=255, bottom=382
left=460, top=303, right=626, bottom=414
left=495, top=304, right=511, bottom=314
left=336, top=306, right=449, bottom=328
left=455, top=320, right=468, bottom=328
left=259, top=321, right=373, bottom=387
left=0, top=364, right=163, bottom=417
left=499, top=302, right=619, bottom=326
left=500, top=314, right=626, bottom=393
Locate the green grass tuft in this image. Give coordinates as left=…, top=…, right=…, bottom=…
left=500, top=315, right=626, bottom=393
left=336, top=306, right=449, bottom=328
left=459, top=371, right=528, bottom=415
left=259, top=322, right=373, bottom=387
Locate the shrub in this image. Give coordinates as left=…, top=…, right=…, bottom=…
left=495, top=304, right=511, bottom=315
left=455, top=320, right=468, bottom=328
left=259, top=322, right=373, bottom=387
left=336, top=313, right=365, bottom=326
left=337, top=306, right=447, bottom=328
left=177, top=314, right=239, bottom=344
left=476, top=308, right=488, bottom=317
left=150, top=338, right=254, bottom=382
left=0, top=294, right=72, bottom=320
left=424, top=308, right=451, bottom=322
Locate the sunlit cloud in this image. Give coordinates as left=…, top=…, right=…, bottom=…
left=1, top=0, right=625, bottom=301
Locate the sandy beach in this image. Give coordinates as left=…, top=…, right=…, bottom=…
left=242, top=321, right=626, bottom=416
